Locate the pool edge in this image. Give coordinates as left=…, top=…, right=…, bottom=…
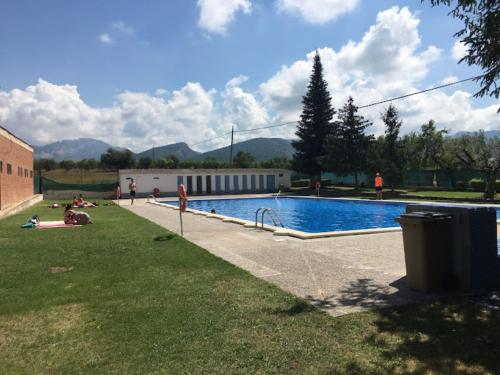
left=148, top=200, right=406, bottom=239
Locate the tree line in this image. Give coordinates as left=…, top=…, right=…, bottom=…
left=292, top=52, right=499, bottom=199
left=35, top=149, right=291, bottom=172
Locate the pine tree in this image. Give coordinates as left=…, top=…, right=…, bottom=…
left=381, top=104, right=403, bottom=191
left=323, top=97, right=372, bottom=187
left=292, top=52, right=335, bottom=182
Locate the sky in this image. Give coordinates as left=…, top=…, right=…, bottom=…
left=0, top=0, right=498, bottom=153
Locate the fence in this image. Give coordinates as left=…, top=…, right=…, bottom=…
left=34, top=176, right=118, bottom=198
left=292, top=170, right=486, bottom=189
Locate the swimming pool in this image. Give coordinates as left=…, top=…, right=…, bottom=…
left=161, top=197, right=496, bottom=234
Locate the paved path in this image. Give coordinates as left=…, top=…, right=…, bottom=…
left=121, top=198, right=434, bottom=316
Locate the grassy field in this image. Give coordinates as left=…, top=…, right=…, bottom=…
left=403, top=190, right=486, bottom=199
left=42, top=169, right=118, bottom=184
left=1, top=202, right=500, bottom=374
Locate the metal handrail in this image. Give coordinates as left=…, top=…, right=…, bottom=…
left=255, top=207, right=265, bottom=227
left=255, top=207, right=284, bottom=229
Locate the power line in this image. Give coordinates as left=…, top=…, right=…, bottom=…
left=188, top=75, right=479, bottom=147
left=358, top=75, right=481, bottom=109
left=189, top=131, right=232, bottom=147
left=233, top=121, right=298, bottom=133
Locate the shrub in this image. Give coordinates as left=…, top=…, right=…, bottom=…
left=496, top=179, right=500, bottom=193
left=291, top=179, right=310, bottom=188
left=320, top=179, right=332, bottom=187
left=469, top=178, right=485, bottom=192
left=455, top=180, right=466, bottom=190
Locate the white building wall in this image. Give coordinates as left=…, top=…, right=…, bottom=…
left=118, top=169, right=291, bottom=196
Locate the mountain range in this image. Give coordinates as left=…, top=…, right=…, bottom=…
left=453, top=130, right=500, bottom=139
left=33, top=130, right=498, bottom=162
left=34, top=138, right=126, bottom=161
left=34, top=137, right=295, bottom=162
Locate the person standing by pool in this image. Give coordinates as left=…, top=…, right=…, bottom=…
left=374, top=172, right=384, bottom=200
left=129, top=178, right=137, bottom=205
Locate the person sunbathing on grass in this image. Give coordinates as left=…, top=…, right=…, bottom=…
left=75, top=194, right=96, bottom=208
left=64, top=204, right=76, bottom=224
left=64, top=204, right=92, bottom=225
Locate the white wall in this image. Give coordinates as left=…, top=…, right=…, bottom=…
left=118, top=169, right=291, bottom=196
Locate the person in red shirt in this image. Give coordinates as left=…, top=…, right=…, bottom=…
left=374, top=172, right=384, bottom=200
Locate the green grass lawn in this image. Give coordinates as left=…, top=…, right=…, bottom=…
left=403, top=190, right=486, bottom=199
left=1, top=202, right=500, bottom=374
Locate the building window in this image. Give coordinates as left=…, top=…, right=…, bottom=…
left=30, top=170, right=33, bottom=178
left=0, top=161, right=3, bottom=173
left=24, top=168, right=28, bottom=177
left=7, top=164, right=12, bottom=175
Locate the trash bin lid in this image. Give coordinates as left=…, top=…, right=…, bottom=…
left=397, top=211, right=452, bottom=221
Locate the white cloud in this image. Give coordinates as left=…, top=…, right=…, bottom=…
left=440, top=76, right=459, bottom=85
left=221, top=76, right=268, bottom=132
left=154, top=88, right=168, bottom=96
left=2, top=7, right=496, bottom=155
left=259, top=6, right=495, bottom=138
left=451, top=40, right=467, bottom=60
left=276, top=0, right=358, bottom=24
left=0, top=80, right=218, bottom=152
left=98, top=33, right=114, bottom=45
left=111, top=21, right=135, bottom=35
left=197, top=0, right=251, bottom=35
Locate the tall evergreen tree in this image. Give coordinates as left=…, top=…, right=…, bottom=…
left=323, top=96, right=372, bottom=187
left=381, top=104, right=404, bottom=191
left=292, top=52, right=335, bottom=181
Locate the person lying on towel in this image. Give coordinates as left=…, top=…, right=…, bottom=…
left=74, top=194, right=96, bottom=208
left=64, top=204, right=93, bottom=225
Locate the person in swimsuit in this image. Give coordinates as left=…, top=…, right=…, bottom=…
left=129, top=178, right=137, bottom=205
left=64, top=204, right=76, bottom=224
left=374, top=172, right=384, bottom=200
left=64, top=204, right=92, bottom=224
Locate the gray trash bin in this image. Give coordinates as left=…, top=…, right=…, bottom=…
left=396, top=212, right=453, bottom=292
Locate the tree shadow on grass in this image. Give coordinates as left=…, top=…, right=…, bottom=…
left=304, top=277, right=437, bottom=312
left=154, top=234, right=175, bottom=241
left=309, top=277, right=500, bottom=374
left=272, top=300, right=316, bottom=316
left=366, top=298, right=500, bottom=374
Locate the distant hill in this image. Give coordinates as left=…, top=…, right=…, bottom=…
left=35, top=137, right=295, bottom=162
left=196, top=138, right=294, bottom=161
left=134, top=142, right=200, bottom=161
left=34, top=138, right=125, bottom=161
left=452, top=130, right=500, bottom=139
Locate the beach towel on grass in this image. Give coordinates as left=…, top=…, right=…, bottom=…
left=36, top=221, right=81, bottom=229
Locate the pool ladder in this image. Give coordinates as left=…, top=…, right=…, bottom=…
left=255, top=208, right=285, bottom=229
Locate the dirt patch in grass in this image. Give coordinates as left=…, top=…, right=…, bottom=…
left=0, top=304, right=83, bottom=346
left=48, top=266, right=74, bottom=274
left=0, top=304, right=100, bottom=373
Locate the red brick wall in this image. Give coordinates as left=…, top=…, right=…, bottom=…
left=0, top=129, right=34, bottom=210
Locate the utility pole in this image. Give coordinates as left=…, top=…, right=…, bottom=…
left=229, top=126, right=234, bottom=166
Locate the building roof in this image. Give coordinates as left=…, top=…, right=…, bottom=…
left=119, top=168, right=291, bottom=174
left=0, top=126, right=34, bottom=152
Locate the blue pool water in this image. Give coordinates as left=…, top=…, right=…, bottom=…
left=162, top=197, right=500, bottom=233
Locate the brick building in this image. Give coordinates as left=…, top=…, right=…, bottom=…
left=0, top=126, right=34, bottom=210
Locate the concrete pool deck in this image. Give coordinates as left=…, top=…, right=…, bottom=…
left=119, top=196, right=446, bottom=316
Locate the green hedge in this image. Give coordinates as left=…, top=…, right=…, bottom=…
left=291, top=179, right=332, bottom=188
left=469, top=179, right=485, bottom=192
left=291, top=179, right=310, bottom=188
left=468, top=179, right=500, bottom=193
